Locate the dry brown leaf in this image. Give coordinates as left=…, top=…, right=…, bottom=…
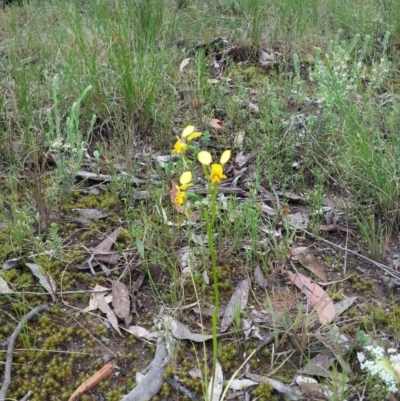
left=83, top=285, right=111, bottom=312
left=91, top=227, right=122, bottom=253
left=254, top=265, right=268, bottom=289
left=25, top=263, right=56, bottom=302
left=97, top=298, right=123, bottom=336
left=68, top=362, right=114, bottom=401
left=220, top=279, right=250, bottom=332
left=110, top=280, right=132, bottom=328
left=287, top=271, right=335, bottom=324
left=290, top=247, right=327, bottom=281
left=209, top=118, right=224, bottom=130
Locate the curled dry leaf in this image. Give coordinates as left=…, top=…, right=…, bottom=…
left=127, top=326, right=160, bottom=342
left=179, top=57, right=191, bottom=72
left=68, top=362, right=114, bottom=401
left=3, top=256, right=23, bottom=270
left=25, top=263, right=56, bottom=302
left=287, top=271, right=335, bottom=325
left=163, top=316, right=213, bottom=342
left=220, top=279, right=250, bottom=332
left=290, top=247, right=327, bottom=282
left=82, top=285, right=111, bottom=312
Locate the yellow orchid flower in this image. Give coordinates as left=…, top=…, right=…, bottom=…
left=172, top=126, right=202, bottom=154
left=210, top=164, right=226, bottom=184
left=174, top=187, right=187, bottom=206
left=198, top=150, right=231, bottom=184
left=179, top=171, right=193, bottom=190
left=173, top=137, right=188, bottom=154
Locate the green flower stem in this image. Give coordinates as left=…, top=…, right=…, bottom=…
left=210, top=182, right=218, bottom=227
left=203, top=182, right=219, bottom=400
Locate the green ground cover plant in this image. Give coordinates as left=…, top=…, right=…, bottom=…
left=1, top=0, right=400, bottom=400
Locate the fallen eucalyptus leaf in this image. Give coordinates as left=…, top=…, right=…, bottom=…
left=246, top=373, right=303, bottom=401
left=25, top=263, right=56, bottom=302
left=334, top=296, right=357, bottom=318
left=226, top=379, right=257, bottom=390
left=207, top=360, right=223, bottom=401
left=298, top=352, right=336, bottom=379
left=287, top=271, right=335, bottom=325
left=290, top=247, right=327, bottom=282
left=220, top=279, right=250, bottom=332
left=97, top=298, right=123, bottom=337
left=164, top=316, right=212, bottom=342
left=110, top=280, right=131, bottom=327
left=82, top=285, right=111, bottom=312
left=254, top=265, right=268, bottom=289
left=127, top=326, right=160, bottom=342
left=0, top=277, right=14, bottom=294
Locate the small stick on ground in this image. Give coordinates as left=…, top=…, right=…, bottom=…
left=165, top=377, right=202, bottom=401
left=19, top=390, right=32, bottom=401
left=0, top=304, right=50, bottom=400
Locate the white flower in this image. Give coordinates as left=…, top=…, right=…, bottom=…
left=361, top=345, right=400, bottom=394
